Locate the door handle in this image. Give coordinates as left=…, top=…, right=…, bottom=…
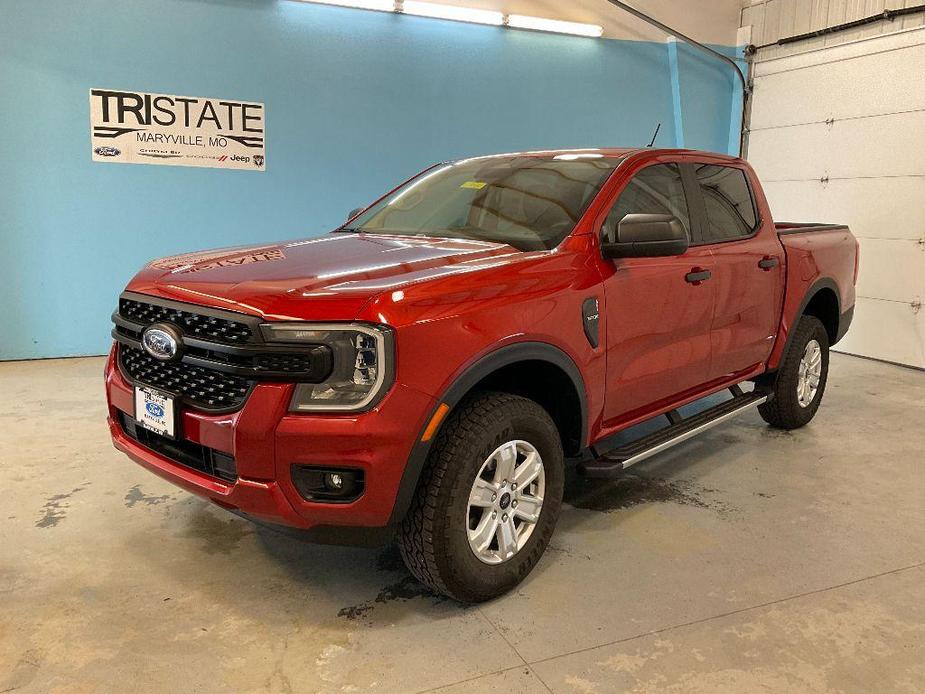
left=685, top=268, right=712, bottom=284
left=758, top=256, right=779, bottom=270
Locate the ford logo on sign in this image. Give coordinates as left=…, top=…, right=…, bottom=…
left=141, top=324, right=181, bottom=361
left=94, top=146, right=121, bottom=157
left=146, top=402, right=165, bottom=418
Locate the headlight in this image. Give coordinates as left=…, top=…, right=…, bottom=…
left=260, top=323, right=394, bottom=412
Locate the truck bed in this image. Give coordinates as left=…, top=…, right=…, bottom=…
left=775, top=222, right=850, bottom=235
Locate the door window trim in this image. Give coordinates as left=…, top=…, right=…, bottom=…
left=597, top=161, right=697, bottom=250
left=684, top=161, right=763, bottom=247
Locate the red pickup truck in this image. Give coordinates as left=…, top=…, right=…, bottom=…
left=106, top=148, right=858, bottom=601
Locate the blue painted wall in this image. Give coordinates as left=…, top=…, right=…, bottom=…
left=672, top=41, right=747, bottom=155
left=0, top=0, right=738, bottom=359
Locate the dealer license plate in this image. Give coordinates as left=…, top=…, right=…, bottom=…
left=134, top=385, right=176, bottom=438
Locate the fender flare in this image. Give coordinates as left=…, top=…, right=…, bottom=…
left=387, top=341, right=588, bottom=525
left=777, top=277, right=841, bottom=366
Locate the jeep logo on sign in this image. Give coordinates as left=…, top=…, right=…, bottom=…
left=141, top=324, right=182, bottom=361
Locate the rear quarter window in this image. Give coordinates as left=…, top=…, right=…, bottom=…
left=694, top=165, right=758, bottom=241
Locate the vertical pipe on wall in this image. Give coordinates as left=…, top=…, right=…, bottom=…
left=666, top=38, right=685, bottom=148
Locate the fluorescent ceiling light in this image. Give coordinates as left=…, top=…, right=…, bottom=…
left=402, top=1, right=504, bottom=26
left=507, top=14, right=603, bottom=37
left=308, top=0, right=395, bottom=11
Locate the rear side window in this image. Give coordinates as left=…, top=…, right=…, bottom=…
left=604, top=163, right=691, bottom=241
left=694, top=165, right=757, bottom=241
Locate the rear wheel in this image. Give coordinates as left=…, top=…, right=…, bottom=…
left=759, top=315, right=830, bottom=429
left=398, top=392, right=564, bottom=602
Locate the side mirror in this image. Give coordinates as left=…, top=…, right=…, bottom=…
left=601, top=213, right=689, bottom=258
left=347, top=207, right=364, bottom=222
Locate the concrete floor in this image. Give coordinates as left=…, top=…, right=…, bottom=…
left=1, top=353, right=924, bottom=693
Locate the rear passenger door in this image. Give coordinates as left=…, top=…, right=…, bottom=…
left=688, top=163, right=785, bottom=380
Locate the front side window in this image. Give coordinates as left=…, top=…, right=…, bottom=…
left=345, top=154, right=621, bottom=251
left=695, top=164, right=758, bottom=241
left=603, top=163, right=691, bottom=242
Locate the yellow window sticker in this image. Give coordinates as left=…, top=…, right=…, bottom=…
left=460, top=181, right=487, bottom=190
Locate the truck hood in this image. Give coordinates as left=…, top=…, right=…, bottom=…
left=125, top=232, right=525, bottom=321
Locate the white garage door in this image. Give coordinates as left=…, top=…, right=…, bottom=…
left=746, top=26, right=925, bottom=368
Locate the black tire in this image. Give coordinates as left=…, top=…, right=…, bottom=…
left=398, top=391, right=564, bottom=603
left=758, top=315, right=830, bottom=429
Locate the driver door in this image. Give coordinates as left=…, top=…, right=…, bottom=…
left=599, top=162, right=716, bottom=427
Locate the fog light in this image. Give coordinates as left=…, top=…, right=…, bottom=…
left=291, top=466, right=364, bottom=503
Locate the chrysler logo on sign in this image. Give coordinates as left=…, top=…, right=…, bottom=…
left=141, top=324, right=181, bottom=361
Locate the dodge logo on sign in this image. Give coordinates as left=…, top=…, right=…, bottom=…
left=89, top=88, right=266, bottom=171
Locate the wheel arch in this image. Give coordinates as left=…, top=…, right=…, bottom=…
left=774, top=278, right=841, bottom=373
left=388, top=341, right=588, bottom=525
left=802, top=284, right=841, bottom=345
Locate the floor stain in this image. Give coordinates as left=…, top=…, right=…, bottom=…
left=760, top=427, right=794, bottom=440
left=375, top=544, right=405, bottom=572
left=181, top=509, right=251, bottom=554
left=35, top=483, right=90, bottom=528
left=124, top=485, right=173, bottom=508
left=337, top=576, right=453, bottom=621
left=565, top=473, right=734, bottom=516
left=546, top=543, right=592, bottom=561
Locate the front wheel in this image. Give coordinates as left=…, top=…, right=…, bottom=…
left=759, top=315, right=830, bottom=429
left=398, top=392, right=564, bottom=602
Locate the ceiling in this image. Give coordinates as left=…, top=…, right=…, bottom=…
left=372, top=0, right=745, bottom=44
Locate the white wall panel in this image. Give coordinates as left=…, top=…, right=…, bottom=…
left=748, top=110, right=925, bottom=181
left=760, top=178, right=925, bottom=241
left=748, top=40, right=925, bottom=128
left=854, top=238, right=924, bottom=303
left=746, top=23, right=925, bottom=366
left=836, top=297, right=925, bottom=367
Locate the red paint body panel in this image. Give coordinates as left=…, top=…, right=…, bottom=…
left=767, top=226, right=858, bottom=370
left=105, top=148, right=858, bottom=533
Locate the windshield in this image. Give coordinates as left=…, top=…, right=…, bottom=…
left=344, top=154, right=621, bottom=251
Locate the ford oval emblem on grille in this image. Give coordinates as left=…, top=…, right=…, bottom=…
left=141, top=323, right=182, bottom=361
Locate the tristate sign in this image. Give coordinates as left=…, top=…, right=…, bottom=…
left=89, top=88, right=265, bottom=171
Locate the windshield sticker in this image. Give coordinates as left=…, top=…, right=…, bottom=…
left=89, top=88, right=265, bottom=171
left=460, top=181, right=488, bottom=190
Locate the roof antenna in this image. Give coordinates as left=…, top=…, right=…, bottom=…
left=646, top=123, right=661, bottom=148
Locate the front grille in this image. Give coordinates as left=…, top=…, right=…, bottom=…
left=119, top=297, right=254, bottom=344
left=119, top=344, right=252, bottom=411
left=113, top=292, right=332, bottom=413
left=253, top=353, right=318, bottom=373
left=119, top=412, right=237, bottom=483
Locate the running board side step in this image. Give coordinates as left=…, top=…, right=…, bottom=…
left=579, top=386, right=768, bottom=478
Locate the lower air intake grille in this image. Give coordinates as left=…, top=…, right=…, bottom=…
left=119, top=411, right=237, bottom=483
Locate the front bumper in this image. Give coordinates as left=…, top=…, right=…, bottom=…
left=104, top=345, right=436, bottom=538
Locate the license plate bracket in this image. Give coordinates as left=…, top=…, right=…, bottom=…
left=134, top=385, right=178, bottom=439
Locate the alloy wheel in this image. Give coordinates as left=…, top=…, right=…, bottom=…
left=797, top=338, right=823, bottom=408
left=466, top=440, right=546, bottom=565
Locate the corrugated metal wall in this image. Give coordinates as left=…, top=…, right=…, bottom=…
left=742, top=0, right=925, bottom=59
